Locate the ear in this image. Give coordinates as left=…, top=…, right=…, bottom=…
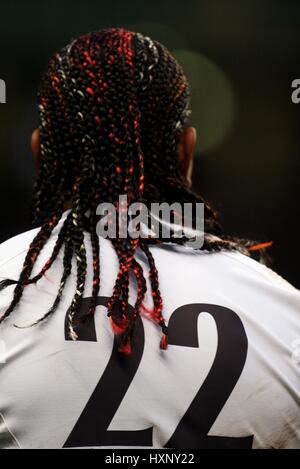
left=31, top=128, right=41, bottom=168
left=177, top=126, right=197, bottom=187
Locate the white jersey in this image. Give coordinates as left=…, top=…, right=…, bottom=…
left=0, top=210, right=299, bottom=449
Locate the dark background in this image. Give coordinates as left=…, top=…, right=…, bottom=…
left=0, top=0, right=299, bottom=287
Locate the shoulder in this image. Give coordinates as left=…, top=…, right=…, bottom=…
left=150, top=242, right=300, bottom=296
left=0, top=228, right=40, bottom=269
left=221, top=251, right=299, bottom=294
left=0, top=214, right=72, bottom=270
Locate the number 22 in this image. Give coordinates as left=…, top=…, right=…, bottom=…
left=63, top=298, right=253, bottom=449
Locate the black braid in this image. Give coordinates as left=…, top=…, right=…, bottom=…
left=15, top=236, right=74, bottom=328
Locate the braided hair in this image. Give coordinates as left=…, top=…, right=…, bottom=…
left=0, top=29, right=271, bottom=353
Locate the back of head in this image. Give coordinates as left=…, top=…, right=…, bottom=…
left=0, top=29, right=263, bottom=353
left=36, top=29, right=192, bottom=217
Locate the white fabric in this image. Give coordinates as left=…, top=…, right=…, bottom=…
left=0, top=211, right=299, bottom=449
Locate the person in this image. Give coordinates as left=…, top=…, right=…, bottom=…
left=0, top=28, right=299, bottom=450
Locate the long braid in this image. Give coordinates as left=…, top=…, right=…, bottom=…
left=0, top=213, right=61, bottom=323
left=0, top=29, right=270, bottom=352
left=66, top=185, right=88, bottom=340
left=140, top=243, right=168, bottom=349
left=25, top=212, right=73, bottom=285
left=86, top=201, right=100, bottom=317
left=0, top=212, right=72, bottom=292
left=117, top=258, right=147, bottom=355
left=15, top=236, right=74, bottom=328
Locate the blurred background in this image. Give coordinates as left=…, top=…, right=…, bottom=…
left=0, top=0, right=299, bottom=287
